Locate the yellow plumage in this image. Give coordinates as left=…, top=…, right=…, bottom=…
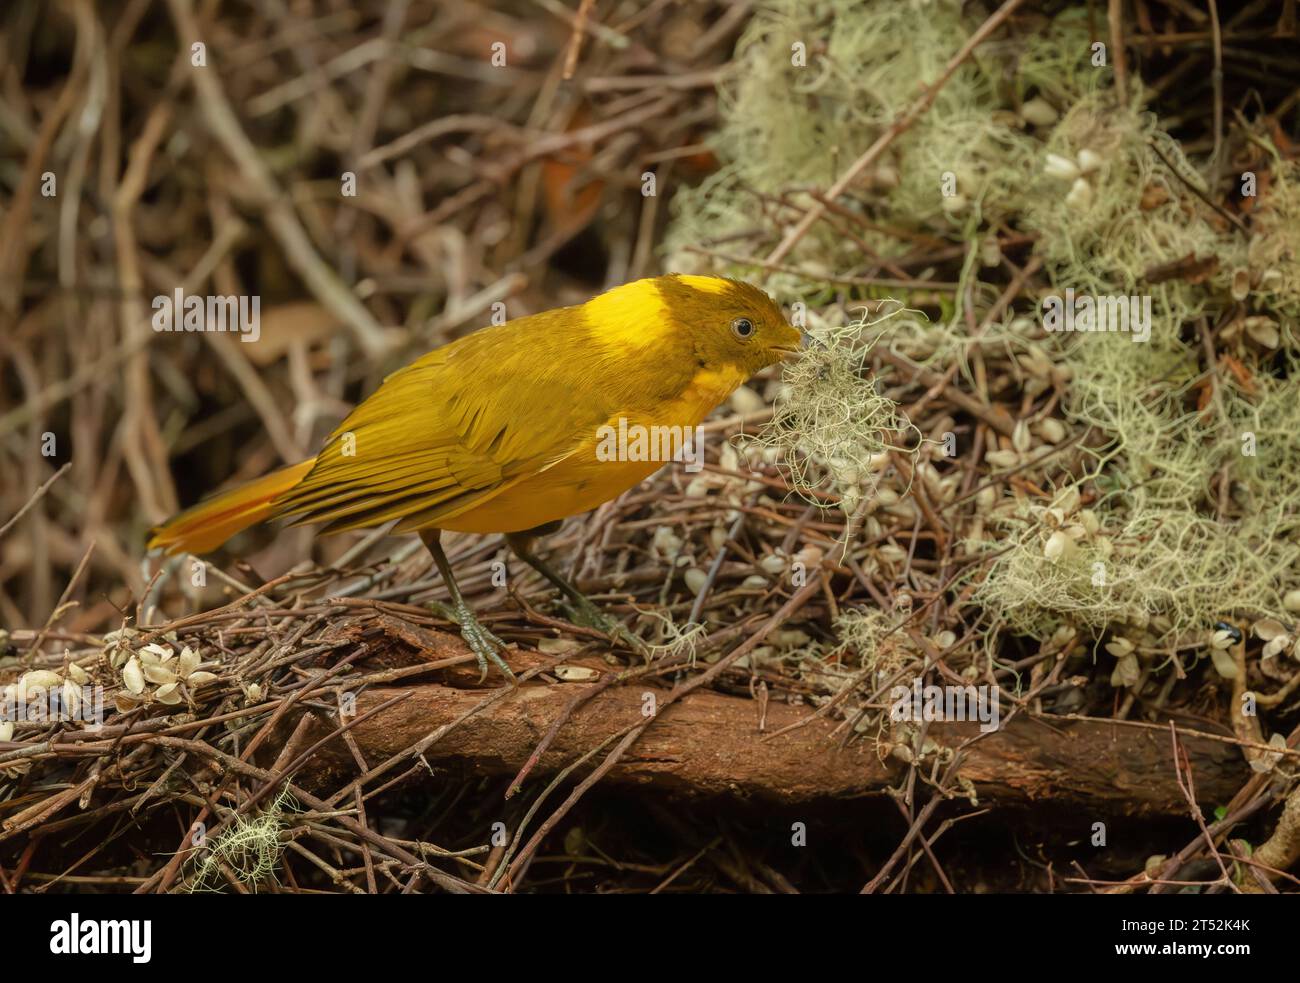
left=148, top=274, right=798, bottom=555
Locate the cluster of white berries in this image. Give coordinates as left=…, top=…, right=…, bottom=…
left=104, top=628, right=218, bottom=711
left=1247, top=613, right=1300, bottom=661
left=0, top=660, right=93, bottom=743
left=1220, top=281, right=1283, bottom=349
left=118, top=642, right=217, bottom=709
left=682, top=441, right=767, bottom=505
left=1043, top=148, right=1103, bottom=209
left=1029, top=487, right=1101, bottom=564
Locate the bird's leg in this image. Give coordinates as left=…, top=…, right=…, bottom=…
left=506, top=527, right=642, bottom=653
left=420, top=529, right=514, bottom=683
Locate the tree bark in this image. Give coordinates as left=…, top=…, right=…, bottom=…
left=297, top=627, right=1248, bottom=816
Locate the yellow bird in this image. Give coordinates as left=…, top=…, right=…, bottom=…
left=148, top=274, right=801, bottom=678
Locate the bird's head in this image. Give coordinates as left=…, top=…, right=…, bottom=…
left=579, top=274, right=803, bottom=400
left=654, top=274, right=803, bottom=378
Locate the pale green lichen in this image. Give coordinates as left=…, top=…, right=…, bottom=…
left=663, top=0, right=1300, bottom=676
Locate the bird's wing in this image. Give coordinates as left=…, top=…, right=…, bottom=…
left=271, top=315, right=612, bottom=534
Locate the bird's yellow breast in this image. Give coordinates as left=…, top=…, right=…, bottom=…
left=438, top=362, right=746, bottom=533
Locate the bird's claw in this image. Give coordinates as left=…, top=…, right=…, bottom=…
left=429, top=601, right=515, bottom=683
left=563, top=598, right=646, bottom=657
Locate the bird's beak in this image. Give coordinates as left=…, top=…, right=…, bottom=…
left=771, top=328, right=808, bottom=360
left=764, top=330, right=806, bottom=361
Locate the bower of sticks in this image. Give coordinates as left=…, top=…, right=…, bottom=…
left=3, top=0, right=1300, bottom=894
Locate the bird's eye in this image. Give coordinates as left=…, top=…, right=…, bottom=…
left=731, top=317, right=754, bottom=339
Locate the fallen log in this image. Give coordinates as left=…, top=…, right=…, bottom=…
left=295, top=630, right=1249, bottom=817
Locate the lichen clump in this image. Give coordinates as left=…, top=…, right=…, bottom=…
left=754, top=303, right=919, bottom=518
left=190, top=790, right=293, bottom=892
left=665, top=0, right=1300, bottom=682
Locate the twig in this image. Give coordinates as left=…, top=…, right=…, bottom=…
left=0, top=463, right=70, bottom=539
left=163, top=0, right=394, bottom=358
left=1108, top=0, right=1129, bottom=103
left=765, top=0, right=1029, bottom=263
left=561, top=0, right=597, bottom=80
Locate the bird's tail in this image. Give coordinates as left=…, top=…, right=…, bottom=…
left=147, top=458, right=316, bottom=556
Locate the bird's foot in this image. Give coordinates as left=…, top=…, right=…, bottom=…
left=428, top=600, right=515, bottom=683
left=561, top=596, right=647, bottom=657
